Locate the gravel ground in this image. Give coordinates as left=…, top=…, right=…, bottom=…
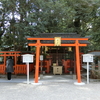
left=0, top=80, right=100, bottom=100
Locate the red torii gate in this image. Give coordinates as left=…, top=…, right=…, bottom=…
left=27, top=37, right=89, bottom=84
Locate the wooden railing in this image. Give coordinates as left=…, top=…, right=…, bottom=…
left=14, top=65, right=27, bottom=75
left=0, top=64, right=5, bottom=74
left=0, top=63, right=34, bottom=75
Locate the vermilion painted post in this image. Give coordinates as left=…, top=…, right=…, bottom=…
left=75, top=40, right=81, bottom=83
left=35, top=40, right=40, bottom=83
left=4, top=53, right=6, bottom=74
left=15, top=53, right=17, bottom=74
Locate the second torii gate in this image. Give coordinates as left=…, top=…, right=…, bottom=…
left=27, top=36, right=89, bottom=84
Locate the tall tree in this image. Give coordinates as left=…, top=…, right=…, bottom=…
left=0, top=0, right=100, bottom=52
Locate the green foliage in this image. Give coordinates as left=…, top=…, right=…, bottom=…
left=0, top=0, right=100, bottom=52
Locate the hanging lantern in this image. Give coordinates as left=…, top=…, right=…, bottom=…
left=45, top=46, right=48, bottom=51
left=68, top=47, right=72, bottom=52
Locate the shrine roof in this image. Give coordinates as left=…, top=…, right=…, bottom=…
left=28, top=33, right=89, bottom=44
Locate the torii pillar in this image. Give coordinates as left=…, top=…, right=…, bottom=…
left=34, top=40, right=40, bottom=83
left=74, top=40, right=85, bottom=85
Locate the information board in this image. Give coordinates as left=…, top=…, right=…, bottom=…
left=22, top=54, right=34, bottom=63
left=22, top=54, right=34, bottom=84
left=83, top=54, right=94, bottom=62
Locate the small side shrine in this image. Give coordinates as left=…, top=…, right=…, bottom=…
left=0, top=51, right=34, bottom=75
left=27, top=33, right=89, bottom=84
